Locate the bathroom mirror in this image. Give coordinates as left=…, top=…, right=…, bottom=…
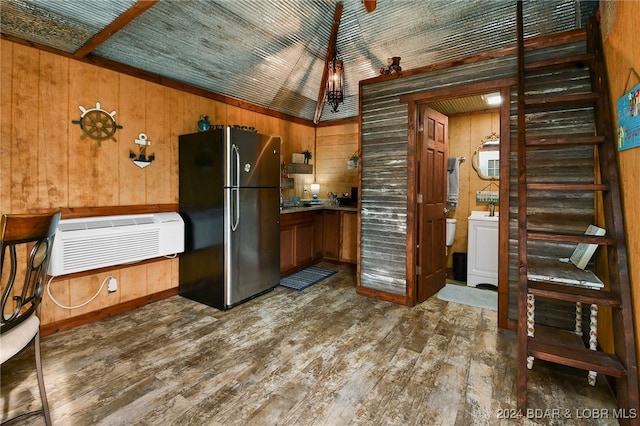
left=472, top=132, right=500, bottom=180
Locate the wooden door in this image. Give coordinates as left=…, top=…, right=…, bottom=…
left=416, top=106, right=448, bottom=302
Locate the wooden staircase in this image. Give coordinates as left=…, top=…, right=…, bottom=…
left=515, top=4, right=639, bottom=420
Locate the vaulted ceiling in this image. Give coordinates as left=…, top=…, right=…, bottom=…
left=1, top=0, right=597, bottom=123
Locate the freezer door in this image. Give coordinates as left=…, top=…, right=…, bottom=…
left=226, top=128, right=281, bottom=188
left=224, top=187, right=280, bottom=307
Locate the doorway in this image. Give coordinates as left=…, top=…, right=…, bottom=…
left=404, top=81, right=511, bottom=326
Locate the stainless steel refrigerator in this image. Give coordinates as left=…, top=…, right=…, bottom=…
left=178, top=127, right=281, bottom=310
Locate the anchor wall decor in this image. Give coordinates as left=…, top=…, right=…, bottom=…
left=129, top=132, right=155, bottom=168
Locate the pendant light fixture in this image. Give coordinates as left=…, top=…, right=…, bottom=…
left=326, top=50, right=344, bottom=113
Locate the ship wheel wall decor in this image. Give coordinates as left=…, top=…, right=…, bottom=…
left=72, top=101, right=123, bottom=145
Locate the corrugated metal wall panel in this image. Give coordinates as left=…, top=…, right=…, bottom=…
left=360, top=56, right=515, bottom=297
left=361, top=36, right=597, bottom=329
left=360, top=88, right=408, bottom=295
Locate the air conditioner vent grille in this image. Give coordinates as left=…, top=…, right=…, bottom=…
left=62, top=231, right=160, bottom=272
left=48, top=212, right=185, bottom=276
left=86, top=220, right=113, bottom=230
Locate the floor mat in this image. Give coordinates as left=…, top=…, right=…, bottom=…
left=280, top=266, right=337, bottom=291
left=436, top=283, right=497, bottom=311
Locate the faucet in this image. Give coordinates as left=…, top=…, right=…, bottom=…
left=489, top=203, right=495, bottom=217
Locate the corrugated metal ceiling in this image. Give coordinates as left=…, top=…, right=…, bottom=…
left=0, top=0, right=597, bottom=122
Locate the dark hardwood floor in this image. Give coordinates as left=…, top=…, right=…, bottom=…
left=1, top=262, right=620, bottom=425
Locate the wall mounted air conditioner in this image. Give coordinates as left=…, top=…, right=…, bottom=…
left=49, top=212, right=184, bottom=276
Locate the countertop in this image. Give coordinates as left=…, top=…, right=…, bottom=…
left=280, top=203, right=357, bottom=214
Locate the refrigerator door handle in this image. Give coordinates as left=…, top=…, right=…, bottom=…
left=232, top=143, right=240, bottom=188
left=231, top=144, right=240, bottom=232
left=231, top=188, right=240, bottom=231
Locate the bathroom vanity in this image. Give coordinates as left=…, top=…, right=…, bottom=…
left=466, top=211, right=498, bottom=287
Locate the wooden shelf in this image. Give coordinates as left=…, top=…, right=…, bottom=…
left=281, top=177, right=294, bottom=189
left=287, top=163, right=313, bottom=174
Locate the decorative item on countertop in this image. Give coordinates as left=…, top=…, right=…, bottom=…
left=310, top=183, right=320, bottom=202
left=302, top=150, right=312, bottom=164
left=197, top=115, right=211, bottom=131
left=379, top=57, right=402, bottom=75
left=129, top=132, right=155, bottom=169
left=347, top=152, right=359, bottom=169
left=72, top=101, right=123, bottom=146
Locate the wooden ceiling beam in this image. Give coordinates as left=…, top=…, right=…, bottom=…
left=73, top=0, right=158, bottom=59
left=313, top=3, right=344, bottom=124
left=363, top=0, right=377, bottom=13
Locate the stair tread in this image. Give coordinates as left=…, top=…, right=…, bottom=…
left=526, top=182, right=608, bottom=191
left=528, top=280, right=621, bottom=307
left=529, top=327, right=627, bottom=377
left=526, top=230, right=615, bottom=245
left=527, top=257, right=604, bottom=290
left=517, top=6, right=639, bottom=414
left=524, top=92, right=599, bottom=109
left=525, top=53, right=595, bottom=72
left=526, top=135, right=605, bottom=147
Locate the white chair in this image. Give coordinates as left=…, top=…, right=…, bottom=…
left=1, top=211, right=60, bottom=426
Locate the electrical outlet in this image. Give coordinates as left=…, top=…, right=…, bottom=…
left=107, top=277, right=118, bottom=293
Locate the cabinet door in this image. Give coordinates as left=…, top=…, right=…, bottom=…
left=295, top=221, right=315, bottom=266
left=280, top=225, right=296, bottom=274
left=340, top=211, right=358, bottom=264
left=313, top=211, right=324, bottom=259
left=323, top=210, right=341, bottom=260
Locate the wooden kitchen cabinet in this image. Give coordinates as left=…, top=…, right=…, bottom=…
left=339, top=211, right=358, bottom=264
left=280, top=208, right=358, bottom=275
left=322, top=210, right=340, bottom=260
left=280, top=226, right=296, bottom=273
left=280, top=210, right=323, bottom=276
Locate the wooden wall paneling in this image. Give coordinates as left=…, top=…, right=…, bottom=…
left=67, top=61, right=119, bottom=207
left=447, top=115, right=471, bottom=266
left=226, top=104, right=242, bottom=127
left=316, top=122, right=359, bottom=196
left=445, top=111, right=499, bottom=269
left=120, top=264, right=147, bottom=302
left=65, top=274, right=112, bottom=317
left=169, top=88, right=185, bottom=203
left=144, top=82, right=173, bottom=204
left=146, top=258, right=177, bottom=293
left=38, top=51, right=69, bottom=209
left=181, top=91, right=214, bottom=134
left=41, top=278, right=71, bottom=324
left=11, top=43, right=40, bottom=212
left=602, top=0, right=640, bottom=366
left=240, top=107, right=257, bottom=129
left=254, top=112, right=273, bottom=136
left=119, top=74, right=146, bottom=205
left=1, top=40, right=13, bottom=214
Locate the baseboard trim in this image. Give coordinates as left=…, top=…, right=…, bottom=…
left=355, top=285, right=411, bottom=306
left=41, top=288, right=179, bottom=337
